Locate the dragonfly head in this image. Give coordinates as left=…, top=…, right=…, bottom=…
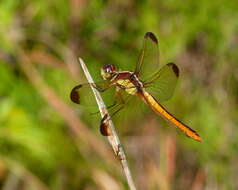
left=101, top=64, right=116, bottom=80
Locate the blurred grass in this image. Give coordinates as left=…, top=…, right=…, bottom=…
left=0, top=0, right=238, bottom=189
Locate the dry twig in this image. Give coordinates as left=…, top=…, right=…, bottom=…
left=79, top=58, right=137, bottom=190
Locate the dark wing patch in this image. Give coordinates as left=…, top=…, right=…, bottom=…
left=144, top=63, right=180, bottom=102
left=135, top=32, right=160, bottom=78
left=70, top=81, right=111, bottom=105
left=167, top=62, right=179, bottom=77
left=145, top=32, right=158, bottom=44
left=100, top=113, right=112, bottom=136
left=70, top=84, right=83, bottom=104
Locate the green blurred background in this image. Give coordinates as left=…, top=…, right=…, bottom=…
left=0, top=0, right=238, bottom=189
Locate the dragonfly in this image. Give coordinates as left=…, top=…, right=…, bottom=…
left=70, top=32, right=202, bottom=142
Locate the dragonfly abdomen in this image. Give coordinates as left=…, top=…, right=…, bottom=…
left=140, top=90, right=201, bottom=142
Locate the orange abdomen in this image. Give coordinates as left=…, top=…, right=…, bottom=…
left=139, top=90, right=201, bottom=142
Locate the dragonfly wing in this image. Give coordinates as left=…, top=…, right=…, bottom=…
left=144, top=63, right=179, bottom=102
left=70, top=81, right=111, bottom=104
left=135, top=32, right=160, bottom=80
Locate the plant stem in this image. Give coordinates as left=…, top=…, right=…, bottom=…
left=79, top=58, right=137, bottom=190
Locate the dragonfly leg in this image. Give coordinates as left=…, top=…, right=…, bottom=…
left=104, top=87, right=126, bottom=110
left=90, top=88, right=123, bottom=115
left=89, top=102, right=118, bottom=116
left=100, top=104, right=125, bottom=136
left=104, top=87, right=128, bottom=119
left=91, top=86, right=126, bottom=115
left=93, top=84, right=109, bottom=92
left=100, top=88, right=130, bottom=136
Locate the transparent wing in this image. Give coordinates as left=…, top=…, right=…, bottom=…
left=144, top=63, right=179, bottom=102
left=135, top=32, right=160, bottom=80
left=70, top=81, right=111, bottom=104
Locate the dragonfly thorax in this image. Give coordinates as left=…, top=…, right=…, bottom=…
left=101, top=64, right=117, bottom=80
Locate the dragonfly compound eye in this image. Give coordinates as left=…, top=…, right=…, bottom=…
left=103, top=64, right=116, bottom=73
left=101, top=64, right=116, bottom=80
